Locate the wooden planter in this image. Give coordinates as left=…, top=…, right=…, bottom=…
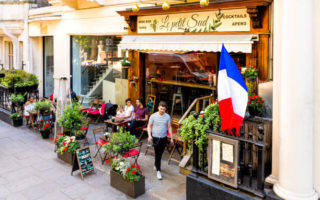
left=110, top=170, right=145, bottom=198
left=57, top=151, right=74, bottom=165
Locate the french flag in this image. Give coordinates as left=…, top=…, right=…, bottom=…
left=218, top=45, right=248, bottom=136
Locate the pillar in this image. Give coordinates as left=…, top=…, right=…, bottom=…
left=273, top=0, right=318, bottom=199
left=313, top=0, right=320, bottom=195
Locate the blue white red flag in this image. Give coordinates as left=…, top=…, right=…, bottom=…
left=218, top=44, right=248, bottom=136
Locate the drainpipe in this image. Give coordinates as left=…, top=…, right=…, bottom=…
left=0, top=22, right=20, bottom=70
left=23, top=3, right=31, bottom=73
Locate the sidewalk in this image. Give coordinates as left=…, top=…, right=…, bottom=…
left=0, top=121, right=186, bottom=200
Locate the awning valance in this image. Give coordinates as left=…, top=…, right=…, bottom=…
left=119, top=34, right=258, bottom=53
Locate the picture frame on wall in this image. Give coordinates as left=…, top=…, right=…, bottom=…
left=208, top=134, right=239, bottom=188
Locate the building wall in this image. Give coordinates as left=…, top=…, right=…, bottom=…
left=28, top=4, right=130, bottom=97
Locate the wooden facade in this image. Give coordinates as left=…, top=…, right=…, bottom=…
left=118, top=0, right=272, bottom=108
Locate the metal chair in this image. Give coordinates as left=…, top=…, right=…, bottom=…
left=92, top=126, right=108, bottom=164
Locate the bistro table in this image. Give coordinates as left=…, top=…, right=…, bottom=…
left=104, top=119, right=131, bottom=133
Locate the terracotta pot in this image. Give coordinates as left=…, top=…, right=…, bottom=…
left=57, top=151, right=74, bottom=165
left=110, top=170, right=145, bottom=198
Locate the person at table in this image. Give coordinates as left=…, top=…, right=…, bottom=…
left=129, top=98, right=149, bottom=135
left=115, top=105, right=126, bottom=122
left=123, top=98, right=134, bottom=121
left=147, top=101, right=173, bottom=180
left=24, top=96, right=35, bottom=125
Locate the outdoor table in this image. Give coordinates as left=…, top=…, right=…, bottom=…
left=104, top=119, right=130, bottom=133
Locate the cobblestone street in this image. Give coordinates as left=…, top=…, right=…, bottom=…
left=0, top=121, right=186, bottom=200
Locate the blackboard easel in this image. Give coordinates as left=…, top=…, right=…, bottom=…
left=71, top=147, right=96, bottom=180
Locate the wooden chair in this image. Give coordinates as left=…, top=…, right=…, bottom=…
left=77, top=95, right=84, bottom=106
left=92, top=126, right=108, bottom=164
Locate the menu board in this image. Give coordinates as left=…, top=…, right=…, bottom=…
left=71, top=147, right=95, bottom=179
left=208, top=134, right=239, bottom=188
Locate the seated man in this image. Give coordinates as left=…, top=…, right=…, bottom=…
left=24, top=96, right=35, bottom=125
left=129, top=98, right=148, bottom=135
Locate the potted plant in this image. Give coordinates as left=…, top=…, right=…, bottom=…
left=10, top=93, right=25, bottom=106
left=40, top=122, right=51, bottom=139
left=58, top=104, right=85, bottom=135
left=242, top=65, right=258, bottom=82
left=34, top=101, right=52, bottom=115
left=121, top=58, right=131, bottom=67
left=10, top=113, right=23, bottom=127
left=55, top=134, right=80, bottom=165
left=103, top=127, right=138, bottom=156
left=121, top=58, right=131, bottom=79
left=110, top=157, right=145, bottom=198
left=247, top=95, right=264, bottom=116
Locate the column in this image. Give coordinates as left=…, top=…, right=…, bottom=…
left=313, top=0, right=320, bottom=195
left=273, top=0, right=318, bottom=199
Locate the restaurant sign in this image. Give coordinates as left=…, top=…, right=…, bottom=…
left=138, top=8, right=250, bottom=33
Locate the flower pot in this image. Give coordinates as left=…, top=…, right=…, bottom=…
left=245, top=77, right=257, bottom=83
left=110, top=169, right=145, bottom=198
left=57, top=151, right=74, bottom=165
left=40, top=129, right=51, bottom=139
left=248, top=106, right=262, bottom=117
left=12, top=117, right=23, bottom=127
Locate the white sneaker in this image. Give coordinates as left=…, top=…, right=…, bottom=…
left=157, top=171, right=162, bottom=180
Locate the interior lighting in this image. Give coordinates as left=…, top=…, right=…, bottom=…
left=200, top=0, right=209, bottom=7
left=132, top=4, right=140, bottom=12
left=162, top=0, right=170, bottom=10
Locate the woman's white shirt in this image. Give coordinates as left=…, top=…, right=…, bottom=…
left=124, top=105, right=134, bottom=120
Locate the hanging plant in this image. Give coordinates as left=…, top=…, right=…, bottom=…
left=129, top=76, right=139, bottom=91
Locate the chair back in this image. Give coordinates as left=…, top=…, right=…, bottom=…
left=77, top=95, right=84, bottom=105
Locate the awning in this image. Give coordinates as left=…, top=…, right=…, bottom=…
left=118, top=34, right=258, bottom=53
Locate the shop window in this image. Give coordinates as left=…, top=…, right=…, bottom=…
left=144, top=52, right=246, bottom=119
left=43, top=36, right=54, bottom=98
left=71, top=36, right=122, bottom=97
left=5, top=41, right=13, bottom=69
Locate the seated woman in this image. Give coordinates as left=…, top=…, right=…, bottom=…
left=24, top=96, right=35, bottom=125
left=129, top=98, right=149, bottom=135
left=115, top=105, right=126, bottom=122
left=122, top=98, right=134, bottom=121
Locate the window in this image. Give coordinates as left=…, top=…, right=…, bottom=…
left=71, top=36, right=122, bottom=96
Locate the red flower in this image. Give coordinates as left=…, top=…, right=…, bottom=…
left=131, top=170, right=136, bottom=175
left=136, top=165, right=140, bottom=169
left=63, top=142, right=67, bottom=146
left=58, top=133, right=63, bottom=136
left=131, top=164, right=135, bottom=168
left=70, top=138, right=73, bottom=142
left=105, top=159, right=111, bottom=164
left=126, top=168, right=130, bottom=172
left=50, top=137, right=54, bottom=141
left=54, top=139, right=57, bottom=143
left=133, top=179, right=136, bottom=181
left=64, top=147, right=68, bottom=151
left=125, top=172, right=128, bottom=175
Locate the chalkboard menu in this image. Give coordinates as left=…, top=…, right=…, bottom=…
left=71, top=147, right=95, bottom=179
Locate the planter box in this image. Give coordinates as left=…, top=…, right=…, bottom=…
left=12, top=117, right=23, bottom=127
left=110, top=170, right=145, bottom=198
left=57, top=151, right=74, bottom=165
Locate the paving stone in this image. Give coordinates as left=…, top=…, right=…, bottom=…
left=5, top=193, right=28, bottom=200
left=6, top=176, right=44, bottom=193
left=0, top=185, right=10, bottom=198
left=39, top=191, right=71, bottom=200
left=20, top=182, right=59, bottom=200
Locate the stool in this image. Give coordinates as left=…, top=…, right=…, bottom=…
left=171, top=93, right=184, bottom=116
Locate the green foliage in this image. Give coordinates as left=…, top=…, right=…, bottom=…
left=121, top=58, right=131, bottom=66
left=10, top=113, right=21, bottom=119
left=179, top=102, right=221, bottom=152
left=103, top=127, right=138, bottom=155
left=57, top=104, right=86, bottom=134
left=242, top=65, right=258, bottom=80
left=112, top=157, right=130, bottom=174
left=55, top=135, right=80, bottom=154
left=34, top=101, right=52, bottom=112
left=0, top=70, right=39, bottom=87
left=10, top=93, right=25, bottom=103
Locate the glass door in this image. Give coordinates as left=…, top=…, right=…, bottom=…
left=43, top=37, right=54, bottom=98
